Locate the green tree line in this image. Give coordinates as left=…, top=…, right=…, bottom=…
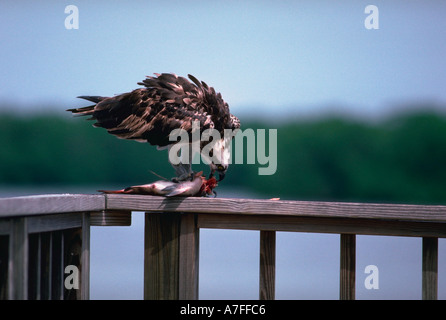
left=1, top=108, right=446, bottom=204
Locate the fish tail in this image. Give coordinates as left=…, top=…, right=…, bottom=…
left=97, top=189, right=125, bottom=194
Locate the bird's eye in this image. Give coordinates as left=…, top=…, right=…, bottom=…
left=217, top=165, right=225, bottom=171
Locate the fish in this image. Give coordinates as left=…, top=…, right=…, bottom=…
left=98, top=171, right=218, bottom=197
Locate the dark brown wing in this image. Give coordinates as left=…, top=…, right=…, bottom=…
left=67, top=74, right=219, bottom=147
left=139, top=73, right=237, bottom=132
left=67, top=73, right=240, bottom=147
left=186, top=74, right=234, bottom=132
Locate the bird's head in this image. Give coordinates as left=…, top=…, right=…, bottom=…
left=207, top=133, right=233, bottom=182
left=209, top=163, right=228, bottom=182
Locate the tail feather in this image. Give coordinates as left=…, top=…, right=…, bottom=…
left=77, top=96, right=106, bottom=103
left=66, top=105, right=95, bottom=115
left=66, top=96, right=107, bottom=115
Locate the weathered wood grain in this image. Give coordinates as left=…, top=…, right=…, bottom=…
left=2, top=193, right=446, bottom=223
left=340, top=234, right=356, bottom=300
left=198, top=214, right=446, bottom=238
left=259, top=231, right=275, bottom=300
left=105, top=195, right=446, bottom=222
left=90, top=210, right=131, bottom=226
left=27, top=213, right=82, bottom=233
left=0, top=194, right=105, bottom=217
left=422, top=237, right=438, bottom=300
left=178, top=213, right=199, bottom=300
left=144, top=212, right=180, bottom=300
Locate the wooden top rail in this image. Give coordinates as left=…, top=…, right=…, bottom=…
left=1, top=194, right=446, bottom=237
left=2, top=193, right=446, bottom=220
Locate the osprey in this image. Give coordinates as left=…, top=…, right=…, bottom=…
left=67, top=73, right=240, bottom=182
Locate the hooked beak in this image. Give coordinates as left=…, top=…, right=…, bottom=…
left=209, top=164, right=227, bottom=181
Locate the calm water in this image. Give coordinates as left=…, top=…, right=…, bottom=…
left=1, top=186, right=445, bottom=299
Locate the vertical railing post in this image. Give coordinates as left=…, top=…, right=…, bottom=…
left=62, top=213, right=90, bottom=300
left=178, top=213, right=199, bottom=300
left=422, top=237, right=438, bottom=300
left=144, top=212, right=180, bottom=299
left=144, top=212, right=200, bottom=300
left=340, top=234, right=356, bottom=300
left=259, top=230, right=276, bottom=300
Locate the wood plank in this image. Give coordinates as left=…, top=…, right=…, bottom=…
left=340, top=234, right=356, bottom=300
left=198, top=214, right=446, bottom=238
left=0, top=194, right=105, bottom=217
left=90, top=210, right=131, bottom=226
left=1, top=193, right=446, bottom=224
left=80, top=213, right=90, bottom=300
left=106, top=195, right=446, bottom=222
left=144, top=212, right=180, bottom=300
left=178, top=214, right=199, bottom=300
left=27, top=213, right=82, bottom=233
left=259, top=231, right=275, bottom=300
left=8, top=217, right=29, bottom=300
left=422, top=237, right=438, bottom=300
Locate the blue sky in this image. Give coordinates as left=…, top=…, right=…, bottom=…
left=1, top=1, right=445, bottom=119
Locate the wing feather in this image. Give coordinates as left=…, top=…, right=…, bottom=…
left=69, top=73, right=239, bottom=147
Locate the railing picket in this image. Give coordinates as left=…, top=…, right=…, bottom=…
left=259, top=230, right=276, bottom=300
left=340, top=234, right=356, bottom=300
left=8, top=217, right=28, bottom=300
left=144, top=212, right=180, bottom=300
left=422, top=237, right=438, bottom=300
left=27, top=233, right=40, bottom=299
left=40, top=232, right=51, bottom=300
left=178, top=213, right=199, bottom=300
left=80, top=213, right=90, bottom=300
left=51, top=231, right=63, bottom=300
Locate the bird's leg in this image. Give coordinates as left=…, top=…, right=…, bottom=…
left=169, top=143, right=197, bottom=182
left=208, top=166, right=216, bottom=180
left=171, top=163, right=194, bottom=182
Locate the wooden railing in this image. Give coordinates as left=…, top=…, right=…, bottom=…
left=1, top=194, right=445, bottom=300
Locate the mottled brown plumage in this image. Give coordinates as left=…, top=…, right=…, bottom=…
left=68, top=73, right=240, bottom=147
